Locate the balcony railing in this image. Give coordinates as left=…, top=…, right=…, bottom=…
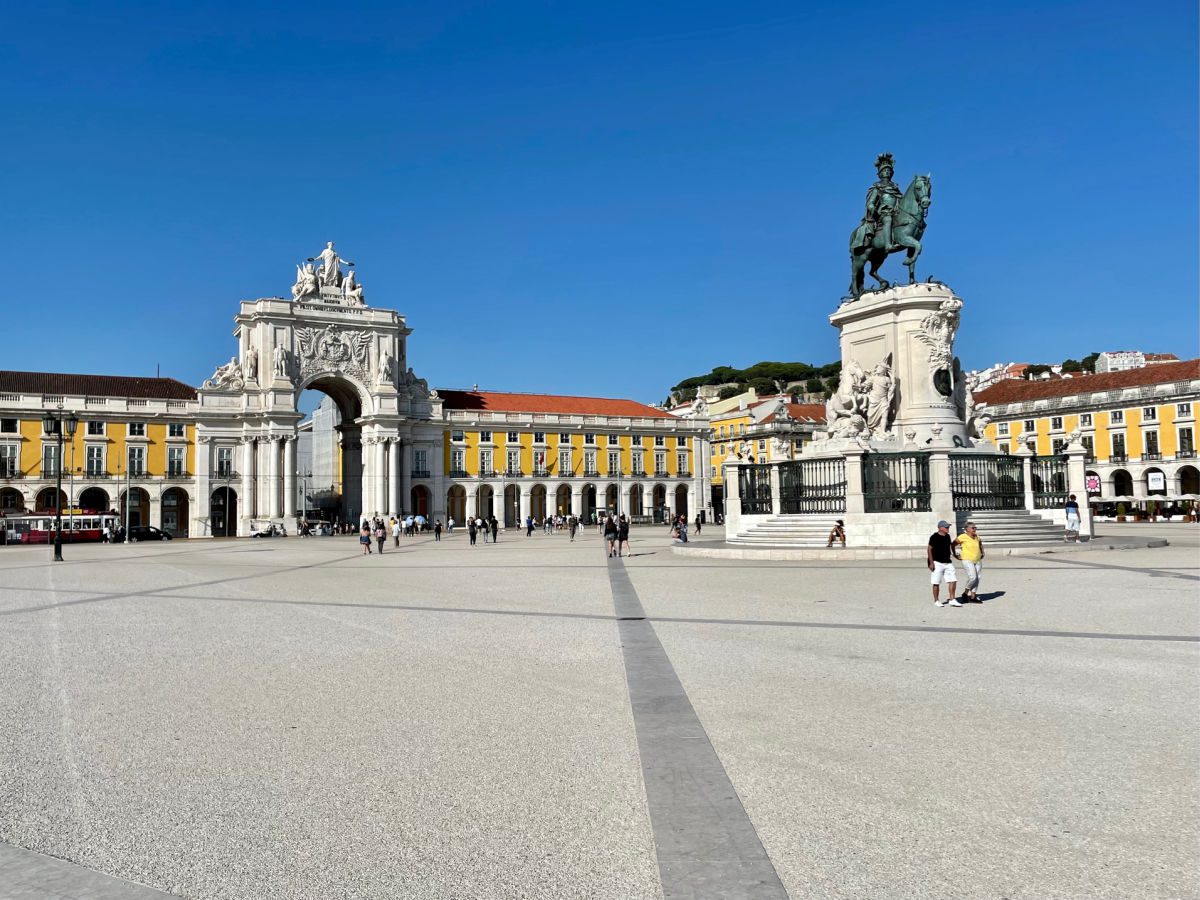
left=505, top=468, right=523, bottom=477
left=1177, top=448, right=1197, bottom=459
left=531, top=468, right=549, bottom=478
left=411, top=469, right=431, bottom=478
left=676, top=470, right=692, bottom=478
left=1110, top=454, right=1128, bottom=464
left=1, top=468, right=23, bottom=479
left=165, top=471, right=191, bottom=479
left=582, top=469, right=600, bottom=477
left=1143, top=452, right=1163, bottom=461
left=448, top=469, right=469, bottom=478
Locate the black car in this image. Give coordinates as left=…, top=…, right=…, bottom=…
left=128, top=525, right=172, bottom=542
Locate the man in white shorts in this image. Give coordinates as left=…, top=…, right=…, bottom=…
left=927, top=519, right=961, bottom=607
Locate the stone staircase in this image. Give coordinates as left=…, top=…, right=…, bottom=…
left=728, top=514, right=835, bottom=546
left=954, top=509, right=1064, bottom=543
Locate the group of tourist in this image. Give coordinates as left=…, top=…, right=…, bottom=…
left=603, top=514, right=631, bottom=557
left=357, top=514, right=444, bottom=554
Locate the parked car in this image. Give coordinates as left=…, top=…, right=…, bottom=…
left=128, top=525, right=172, bottom=542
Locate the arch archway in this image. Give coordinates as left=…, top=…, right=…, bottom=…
left=628, top=484, right=643, bottom=517
left=477, top=485, right=494, bottom=519
left=119, top=488, right=151, bottom=528
left=530, top=484, right=547, bottom=521
left=652, top=484, right=667, bottom=521
left=210, top=487, right=237, bottom=537
left=36, top=488, right=67, bottom=512
left=674, top=484, right=689, bottom=517
left=447, top=485, right=466, bottom=524
left=79, top=487, right=110, bottom=513
left=604, top=484, right=618, bottom=514
left=2, top=488, right=25, bottom=513
left=581, top=483, right=597, bottom=522
left=161, top=487, right=190, bottom=537
left=503, top=485, right=519, bottom=527
left=410, top=485, right=430, bottom=518
left=1179, top=465, right=1200, bottom=495
left=555, top=484, right=571, bottom=516
left=1144, top=467, right=1167, bottom=496
left=1110, top=469, right=1133, bottom=497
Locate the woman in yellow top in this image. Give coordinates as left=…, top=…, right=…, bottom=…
left=954, top=522, right=985, bottom=602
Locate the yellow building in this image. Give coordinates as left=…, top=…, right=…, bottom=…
left=0, top=372, right=197, bottom=536
left=977, top=358, right=1199, bottom=503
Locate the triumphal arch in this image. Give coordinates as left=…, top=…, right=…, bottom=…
left=194, top=243, right=444, bottom=536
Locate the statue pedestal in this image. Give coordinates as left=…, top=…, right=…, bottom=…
left=828, top=282, right=971, bottom=450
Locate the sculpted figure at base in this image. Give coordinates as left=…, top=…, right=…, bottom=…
left=292, top=263, right=319, bottom=301
left=378, top=348, right=394, bottom=386
left=204, top=357, right=243, bottom=391
left=272, top=345, right=292, bottom=380
left=826, top=361, right=866, bottom=431
left=864, top=352, right=896, bottom=435
left=244, top=346, right=258, bottom=380
left=848, top=153, right=933, bottom=297
left=343, top=270, right=365, bottom=305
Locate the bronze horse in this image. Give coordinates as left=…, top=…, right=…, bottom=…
left=849, top=174, right=932, bottom=297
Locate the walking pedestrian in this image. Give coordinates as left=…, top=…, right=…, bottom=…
left=928, top=519, right=961, bottom=607
left=468, top=518, right=478, bottom=546
left=434, top=520, right=442, bottom=541
left=1064, top=494, right=1081, bottom=542
left=694, top=513, right=702, bottom=536
left=490, top=516, right=499, bottom=543
left=604, top=515, right=618, bottom=557
left=375, top=521, right=387, bottom=555
left=526, top=515, right=534, bottom=537
left=448, top=516, right=455, bottom=534
left=618, top=514, right=630, bottom=557
left=955, top=521, right=985, bottom=602
left=391, top=517, right=401, bottom=548
left=360, top=520, right=372, bottom=555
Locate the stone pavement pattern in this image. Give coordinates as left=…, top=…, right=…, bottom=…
left=0, top=523, right=1196, bottom=899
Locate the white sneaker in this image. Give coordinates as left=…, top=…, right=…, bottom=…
left=934, top=600, right=946, bottom=607
left=948, top=599, right=963, bottom=607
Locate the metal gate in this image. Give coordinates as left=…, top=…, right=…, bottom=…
left=779, top=458, right=847, bottom=514
left=739, top=464, right=773, bottom=515
left=950, top=454, right=1025, bottom=510
left=862, top=453, right=931, bottom=513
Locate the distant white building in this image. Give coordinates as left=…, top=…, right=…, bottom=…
left=1095, top=351, right=1146, bottom=373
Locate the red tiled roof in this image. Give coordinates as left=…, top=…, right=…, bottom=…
left=763, top=402, right=826, bottom=423
left=1146, top=353, right=1180, bottom=362
left=436, top=389, right=673, bottom=418
left=0, top=371, right=197, bottom=401
left=974, top=359, right=1200, bottom=405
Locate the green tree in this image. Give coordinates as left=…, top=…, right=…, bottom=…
left=1080, top=352, right=1099, bottom=373
left=805, top=378, right=824, bottom=394
left=1061, top=359, right=1082, bottom=373
left=1025, top=364, right=1053, bottom=379
left=718, top=385, right=743, bottom=400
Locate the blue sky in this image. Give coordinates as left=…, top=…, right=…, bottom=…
left=3, top=1, right=1196, bottom=404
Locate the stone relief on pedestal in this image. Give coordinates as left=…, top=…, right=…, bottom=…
left=272, top=345, right=293, bottom=381
left=296, top=324, right=372, bottom=383
left=203, top=357, right=244, bottom=391
left=244, top=346, right=258, bottom=381
left=378, top=348, right=395, bottom=386
left=864, top=352, right=896, bottom=435
left=826, top=354, right=897, bottom=440
left=342, top=270, right=365, bottom=305
left=915, top=297, right=962, bottom=373
left=401, top=367, right=429, bottom=399
left=291, top=263, right=319, bottom=301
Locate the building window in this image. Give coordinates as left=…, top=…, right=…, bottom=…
left=1144, top=431, right=1160, bottom=456
left=1081, top=435, right=1094, bottom=457
left=533, top=431, right=545, bottom=444
left=86, top=445, right=104, bottom=476
left=127, top=446, right=145, bottom=476
left=168, top=446, right=185, bottom=476
left=414, top=449, right=428, bottom=474
left=42, top=444, right=60, bottom=476
left=677, top=451, right=689, bottom=474
left=998, top=422, right=1010, bottom=435
left=1142, top=407, right=1157, bottom=421
left=479, top=430, right=492, bottom=443
left=655, top=450, right=666, bottom=473
left=758, top=439, right=766, bottom=451
left=584, top=450, right=597, bottom=474
left=631, top=451, right=644, bottom=475
left=451, top=429, right=465, bottom=442
left=168, top=423, right=185, bottom=438
left=451, top=449, right=465, bottom=473
left=87, top=421, right=105, bottom=436
left=1050, top=416, right=1064, bottom=431
left=507, top=431, right=519, bottom=442
left=719, top=425, right=727, bottom=437
left=0, top=444, right=17, bottom=477
left=1052, top=439, right=1066, bottom=454
left=559, top=433, right=571, bottom=442
left=654, top=435, right=665, bottom=446
left=1176, top=403, right=1192, bottom=418
left=558, top=449, right=571, bottom=475
left=533, top=450, right=547, bottom=475
left=128, top=422, right=146, bottom=437
left=1111, top=432, right=1126, bottom=458
left=1023, top=420, right=1035, bottom=432
left=0, top=418, right=17, bottom=434
left=506, top=449, right=520, bottom=474
left=216, top=447, right=233, bottom=477
left=479, top=449, right=493, bottom=474
left=1080, top=413, right=1092, bottom=427
left=1180, top=427, right=1195, bottom=453
left=584, top=433, right=596, bottom=445
left=1110, top=410, right=1124, bottom=424
left=738, top=423, right=745, bottom=435
left=607, top=450, right=619, bottom=474
left=999, top=443, right=1010, bottom=454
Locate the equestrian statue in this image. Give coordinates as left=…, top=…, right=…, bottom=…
left=848, top=153, right=932, bottom=298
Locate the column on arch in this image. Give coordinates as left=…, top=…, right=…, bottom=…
left=283, top=436, right=297, bottom=519
left=375, top=438, right=387, bottom=517
left=388, top=438, right=401, bottom=518
left=401, top=441, right=413, bottom=517
left=465, top=485, right=477, bottom=521
left=267, top=437, right=282, bottom=518
left=571, top=485, right=583, bottom=518
left=241, top=437, right=256, bottom=523
left=519, top=482, right=531, bottom=525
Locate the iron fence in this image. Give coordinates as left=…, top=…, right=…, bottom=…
left=950, top=454, right=1025, bottom=511
left=739, top=464, right=773, bottom=515
left=1032, top=455, right=1069, bottom=509
left=778, top=458, right=846, bottom=514
left=862, top=452, right=931, bottom=513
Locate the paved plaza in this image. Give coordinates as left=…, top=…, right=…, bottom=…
left=0, top=524, right=1197, bottom=900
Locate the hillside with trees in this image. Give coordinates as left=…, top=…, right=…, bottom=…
left=667, top=360, right=841, bottom=406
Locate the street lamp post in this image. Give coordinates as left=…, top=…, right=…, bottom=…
left=41, top=404, right=79, bottom=562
